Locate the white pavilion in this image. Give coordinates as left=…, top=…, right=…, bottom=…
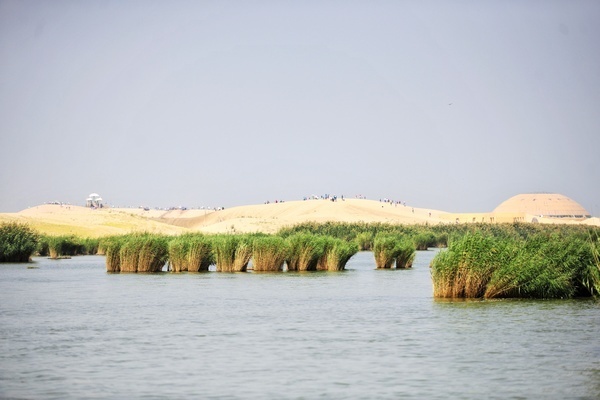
left=86, top=193, right=103, bottom=208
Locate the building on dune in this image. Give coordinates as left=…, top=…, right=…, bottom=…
left=86, top=193, right=103, bottom=208
left=493, top=193, right=591, bottom=221
left=439, top=192, right=592, bottom=224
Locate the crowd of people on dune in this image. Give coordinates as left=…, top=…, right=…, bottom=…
left=260, top=194, right=411, bottom=208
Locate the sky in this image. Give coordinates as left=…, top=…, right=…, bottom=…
left=1, top=0, right=599, bottom=214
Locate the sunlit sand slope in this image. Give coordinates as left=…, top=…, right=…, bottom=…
left=0, top=205, right=189, bottom=237
left=0, top=199, right=597, bottom=237
left=147, top=199, right=448, bottom=234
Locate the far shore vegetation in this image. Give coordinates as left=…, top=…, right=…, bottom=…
left=1, top=221, right=599, bottom=299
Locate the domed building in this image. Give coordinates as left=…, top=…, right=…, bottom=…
left=493, top=193, right=591, bottom=220
left=86, top=193, right=103, bottom=208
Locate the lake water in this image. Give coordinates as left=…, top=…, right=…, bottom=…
left=1, top=250, right=599, bottom=399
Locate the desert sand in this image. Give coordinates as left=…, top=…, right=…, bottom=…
left=0, top=199, right=597, bottom=237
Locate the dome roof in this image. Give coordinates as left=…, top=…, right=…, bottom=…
left=493, top=193, right=591, bottom=219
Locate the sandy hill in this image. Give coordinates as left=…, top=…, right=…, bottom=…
left=0, top=205, right=188, bottom=237
left=152, top=199, right=447, bottom=234
left=0, top=199, right=597, bottom=237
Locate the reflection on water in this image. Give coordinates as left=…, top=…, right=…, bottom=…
left=0, top=251, right=599, bottom=399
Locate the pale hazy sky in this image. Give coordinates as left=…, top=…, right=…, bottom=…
left=1, top=0, right=599, bottom=214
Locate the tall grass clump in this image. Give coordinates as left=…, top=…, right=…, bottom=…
left=355, top=232, right=374, bottom=251
left=103, top=236, right=125, bottom=272
left=213, top=235, right=252, bottom=272
left=80, top=238, right=100, bottom=255
left=286, top=233, right=327, bottom=271
left=168, top=234, right=213, bottom=272
left=47, top=235, right=76, bottom=259
left=45, top=235, right=98, bottom=258
left=430, top=232, right=513, bottom=298
left=395, top=239, right=416, bottom=269
left=0, top=222, right=39, bottom=262
left=435, top=232, right=449, bottom=248
left=373, top=233, right=410, bottom=269
left=119, top=234, right=169, bottom=273
left=37, top=235, right=49, bottom=256
left=585, top=237, right=600, bottom=296
left=252, top=236, right=288, bottom=272
left=412, top=232, right=437, bottom=250
left=484, top=234, right=593, bottom=299
left=431, top=231, right=598, bottom=299
left=318, top=237, right=358, bottom=271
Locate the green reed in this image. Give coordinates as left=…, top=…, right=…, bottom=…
left=431, top=231, right=597, bottom=299
left=355, top=232, right=374, bottom=251
left=0, top=222, right=39, bottom=263
left=168, top=234, right=213, bottom=272
left=373, top=233, right=411, bottom=269
left=252, top=236, right=289, bottom=272
left=318, top=236, right=358, bottom=271
left=212, top=235, right=252, bottom=272
left=103, top=236, right=125, bottom=273
left=285, top=233, right=327, bottom=271
left=395, top=239, right=416, bottom=269
left=118, top=234, right=169, bottom=273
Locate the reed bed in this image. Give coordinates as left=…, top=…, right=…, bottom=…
left=413, top=232, right=437, bottom=250
left=285, top=233, right=327, bottom=271
left=47, top=235, right=76, bottom=259
left=213, top=235, right=252, bottom=272
left=355, top=232, right=374, bottom=251
left=431, top=231, right=597, bottom=299
left=373, top=233, right=413, bottom=269
left=431, top=232, right=510, bottom=298
left=278, top=221, right=448, bottom=249
left=168, top=234, right=213, bottom=272
left=118, top=234, right=169, bottom=273
left=252, top=236, right=289, bottom=272
left=0, top=222, right=39, bottom=263
left=317, top=237, right=358, bottom=271
left=103, top=236, right=126, bottom=273
left=42, top=235, right=99, bottom=258
left=279, top=221, right=600, bottom=251
left=395, top=239, right=416, bottom=269
left=80, top=238, right=100, bottom=255
left=586, top=237, right=600, bottom=296
left=183, top=236, right=213, bottom=272
left=485, top=235, right=591, bottom=298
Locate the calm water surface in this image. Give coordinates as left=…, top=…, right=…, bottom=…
left=1, top=251, right=599, bottom=399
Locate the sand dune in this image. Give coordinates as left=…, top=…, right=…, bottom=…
left=164, top=199, right=447, bottom=234
left=0, top=205, right=188, bottom=237
left=0, top=199, right=597, bottom=237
